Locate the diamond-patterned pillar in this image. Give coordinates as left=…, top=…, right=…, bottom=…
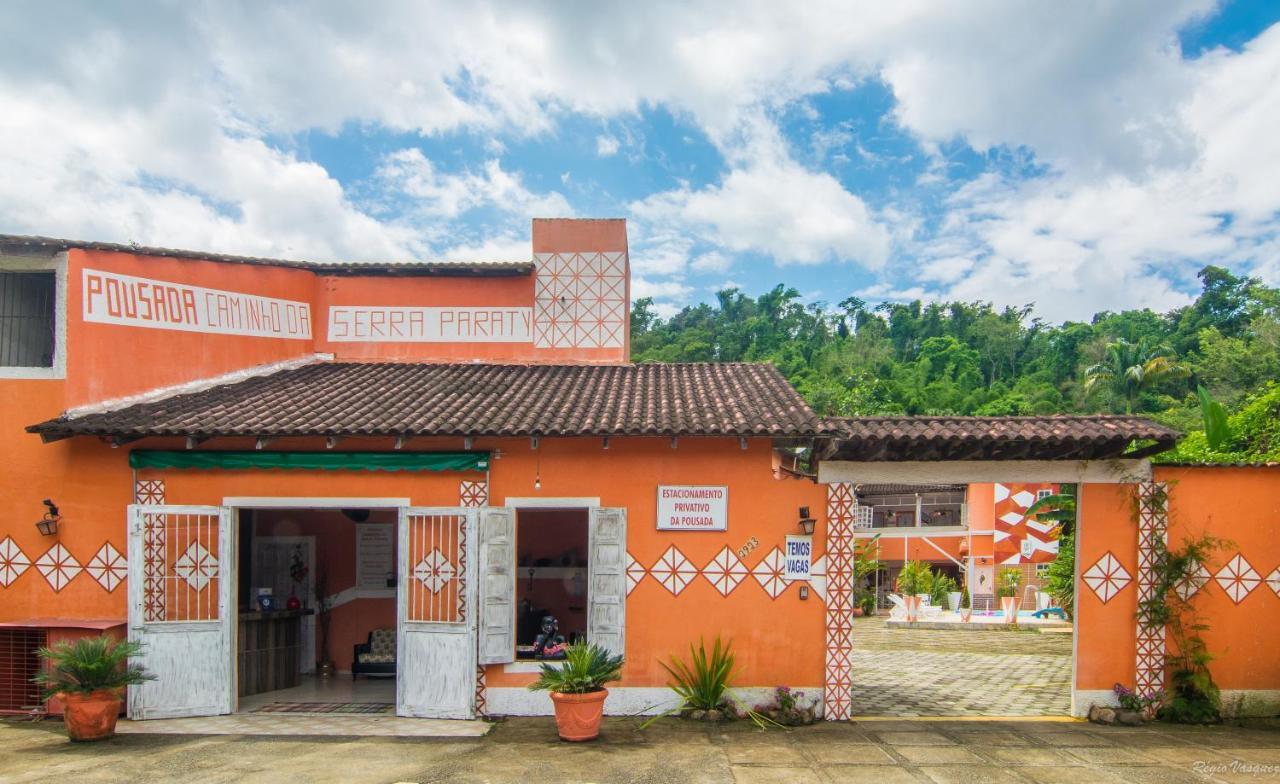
left=824, top=482, right=857, bottom=720
left=1135, top=481, right=1168, bottom=696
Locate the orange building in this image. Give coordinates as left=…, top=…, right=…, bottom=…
left=1, top=221, right=1276, bottom=723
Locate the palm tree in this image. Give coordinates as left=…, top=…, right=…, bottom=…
left=1084, top=338, right=1190, bottom=413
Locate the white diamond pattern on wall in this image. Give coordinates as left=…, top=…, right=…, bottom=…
left=134, top=478, right=165, bottom=505
left=86, top=542, right=127, bottom=592
left=0, top=536, right=31, bottom=587
left=809, top=554, right=828, bottom=602
left=35, top=543, right=82, bottom=592
left=702, top=547, right=748, bottom=596
left=1266, top=566, right=1280, bottom=598
left=1215, top=554, right=1261, bottom=604
left=459, top=480, right=488, bottom=507
left=173, top=542, right=218, bottom=591
left=1081, top=552, right=1131, bottom=604
left=532, top=251, right=626, bottom=349
left=413, top=550, right=456, bottom=594
left=752, top=548, right=788, bottom=599
left=625, top=553, right=646, bottom=595
left=1175, top=562, right=1212, bottom=601
left=650, top=545, right=697, bottom=596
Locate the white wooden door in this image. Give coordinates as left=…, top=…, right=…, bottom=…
left=397, top=507, right=477, bottom=719
left=587, top=508, right=627, bottom=656
left=126, top=504, right=233, bottom=719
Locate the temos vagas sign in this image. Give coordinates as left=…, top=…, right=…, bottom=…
left=657, top=486, right=728, bottom=531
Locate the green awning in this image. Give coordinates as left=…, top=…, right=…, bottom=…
left=128, top=450, right=489, bottom=472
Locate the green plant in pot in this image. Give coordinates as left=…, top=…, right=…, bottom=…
left=895, top=561, right=932, bottom=620
left=958, top=586, right=972, bottom=622
left=998, top=567, right=1022, bottom=624
left=859, top=592, right=877, bottom=616
left=34, top=635, right=154, bottom=741
left=528, top=641, right=623, bottom=741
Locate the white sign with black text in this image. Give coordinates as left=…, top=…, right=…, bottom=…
left=656, top=485, right=728, bottom=531
left=783, top=535, right=813, bottom=581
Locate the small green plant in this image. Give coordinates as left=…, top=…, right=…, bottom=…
left=751, top=686, right=817, bottom=726
left=659, top=635, right=735, bottom=712
left=959, top=585, right=970, bottom=610
left=528, top=641, right=623, bottom=695
left=895, top=561, right=932, bottom=596
left=33, top=636, right=154, bottom=699
left=931, top=574, right=959, bottom=607
left=997, top=568, right=1021, bottom=599
left=859, top=592, right=877, bottom=615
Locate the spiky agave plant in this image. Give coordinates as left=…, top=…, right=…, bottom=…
left=660, top=635, right=735, bottom=712
left=528, top=642, right=623, bottom=694
left=34, top=636, right=155, bottom=699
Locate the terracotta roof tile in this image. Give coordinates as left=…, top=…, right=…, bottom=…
left=29, top=362, right=823, bottom=441
left=821, top=415, right=1180, bottom=461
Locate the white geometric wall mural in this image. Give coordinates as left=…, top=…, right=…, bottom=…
left=1267, top=566, right=1280, bottom=599
left=533, top=251, right=626, bottom=349
left=0, top=537, right=31, bottom=587
left=85, top=542, right=127, bottom=592
left=1082, top=552, right=1131, bottom=604
left=702, top=546, right=748, bottom=596
left=413, top=550, right=456, bottom=594
left=1175, top=563, right=1212, bottom=601
left=35, top=543, right=82, bottom=592
left=134, top=478, right=165, bottom=504
left=651, top=545, right=697, bottom=596
left=752, top=548, right=789, bottom=599
left=1215, top=554, right=1261, bottom=604
left=625, top=553, right=646, bottom=595
left=173, top=542, right=218, bottom=591
left=459, top=480, right=488, bottom=507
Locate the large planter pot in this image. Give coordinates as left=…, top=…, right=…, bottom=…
left=60, top=689, right=122, bottom=742
left=959, top=607, right=972, bottom=623
left=550, top=689, right=608, bottom=742
left=1001, top=596, right=1021, bottom=624
left=903, top=595, right=922, bottom=622
left=947, top=591, right=963, bottom=612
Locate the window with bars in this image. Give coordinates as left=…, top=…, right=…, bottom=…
left=0, top=271, right=56, bottom=368
left=0, top=628, right=47, bottom=713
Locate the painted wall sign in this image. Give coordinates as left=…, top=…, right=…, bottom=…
left=82, top=268, right=312, bottom=339
left=327, top=306, right=533, bottom=343
left=784, top=535, right=812, bottom=581
left=657, top=485, right=728, bottom=531
left=356, top=523, right=395, bottom=589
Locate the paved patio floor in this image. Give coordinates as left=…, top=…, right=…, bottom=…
left=850, top=616, right=1073, bottom=717
left=3, top=714, right=1278, bottom=783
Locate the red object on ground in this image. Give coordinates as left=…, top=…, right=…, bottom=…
left=60, top=689, right=122, bottom=741
left=550, top=689, right=608, bottom=742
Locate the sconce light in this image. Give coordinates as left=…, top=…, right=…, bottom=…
left=36, top=499, right=60, bottom=536
left=797, top=506, right=816, bottom=536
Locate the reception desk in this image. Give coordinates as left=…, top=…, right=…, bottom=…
left=237, top=609, right=313, bottom=698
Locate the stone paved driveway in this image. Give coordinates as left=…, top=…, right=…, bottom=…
left=850, top=617, right=1073, bottom=717
left=4, top=714, right=1279, bottom=783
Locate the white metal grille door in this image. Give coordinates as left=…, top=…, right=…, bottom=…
left=397, top=508, right=477, bottom=719
left=126, top=505, right=233, bottom=719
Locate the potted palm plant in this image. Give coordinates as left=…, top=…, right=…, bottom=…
left=34, top=635, right=154, bottom=741
left=998, top=567, right=1022, bottom=624
left=895, top=561, right=930, bottom=621
left=529, top=641, right=623, bottom=741
left=959, top=585, right=972, bottom=622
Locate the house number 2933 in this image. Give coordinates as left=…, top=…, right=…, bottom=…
left=737, top=536, right=759, bottom=559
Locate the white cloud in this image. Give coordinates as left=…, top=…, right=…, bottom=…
left=632, top=277, right=694, bottom=302
left=376, top=149, right=570, bottom=221
left=596, top=135, right=621, bottom=157
left=691, top=251, right=732, bottom=274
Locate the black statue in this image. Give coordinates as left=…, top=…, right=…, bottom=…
left=532, top=615, right=567, bottom=660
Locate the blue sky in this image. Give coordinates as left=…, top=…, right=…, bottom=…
left=2, top=1, right=1279, bottom=322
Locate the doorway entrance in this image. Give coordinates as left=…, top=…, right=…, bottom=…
left=126, top=501, right=480, bottom=721
left=234, top=506, right=399, bottom=717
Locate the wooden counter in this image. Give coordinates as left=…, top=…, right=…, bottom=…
left=237, top=609, right=313, bottom=698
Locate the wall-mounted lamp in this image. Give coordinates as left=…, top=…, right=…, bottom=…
left=797, top=506, right=816, bottom=536
left=36, top=499, right=60, bottom=536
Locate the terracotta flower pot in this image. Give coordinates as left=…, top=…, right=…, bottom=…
left=550, top=689, right=608, bottom=742
left=1001, top=596, right=1021, bottom=623
left=960, top=607, right=972, bottom=623
left=904, top=595, right=921, bottom=622
left=60, top=689, right=122, bottom=742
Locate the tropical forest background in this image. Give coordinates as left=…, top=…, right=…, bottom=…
left=631, top=265, right=1280, bottom=464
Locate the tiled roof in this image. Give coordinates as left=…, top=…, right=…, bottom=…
left=0, top=234, right=532, bottom=277
left=29, top=362, right=823, bottom=441
left=821, top=415, right=1180, bottom=461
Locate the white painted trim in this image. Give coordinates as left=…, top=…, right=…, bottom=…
left=64, top=353, right=333, bottom=418
left=503, top=496, right=600, bottom=508
left=853, top=526, right=972, bottom=539
left=0, top=252, right=67, bottom=379
left=1072, top=689, right=1117, bottom=717
left=485, top=686, right=822, bottom=717
left=223, top=497, right=410, bottom=508
left=819, top=459, right=1152, bottom=485
left=503, top=662, right=553, bottom=674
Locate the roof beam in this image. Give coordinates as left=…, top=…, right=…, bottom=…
left=818, top=458, right=1154, bottom=485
